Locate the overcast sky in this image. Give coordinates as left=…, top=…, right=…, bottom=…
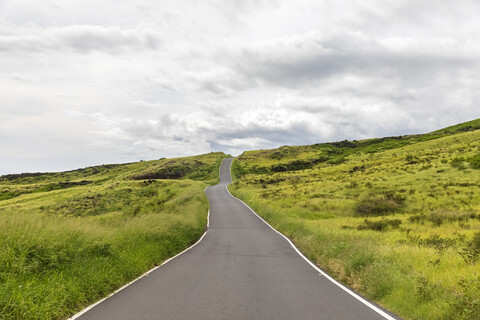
left=1, top=1, right=480, bottom=174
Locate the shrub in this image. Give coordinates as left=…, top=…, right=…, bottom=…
left=133, top=165, right=191, bottom=179
left=0, top=191, right=21, bottom=201
left=346, top=182, right=359, bottom=189
left=269, top=147, right=299, bottom=160
left=445, top=277, right=480, bottom=319
left=350, top=165, right=366, bottom=173
left=357, top=218, right=402, bottom=231
left=428, top=210, right=471, bottom=227
left=468, top=154, right=480, bottom=169
left=421, top=234, right=457, bottom=254
left=355, top=192, right=406, bottom=216
left=405, top=154, right=419, bottom=164
left=248, top=165, right=270, bottom=174
left=451, top=157, right=466, bottom=170
left=411, top=210, right=475, bottom=227
left=416, top=276, right=436, bottom=302
left=461, top=232, right=480, bottom=264
left=231, top=161, right=249, bottom=178
left=317, top=155, right=330, bottom=162
left=327, top=156, right=347, bottom=165
left=270, top=160, right=317, bottom=172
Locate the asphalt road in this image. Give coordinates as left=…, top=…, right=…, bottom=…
left=75, top=158, right=399, bottom=320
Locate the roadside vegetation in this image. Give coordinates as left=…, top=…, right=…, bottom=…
left=229, top=119, right=480, bottom=320
left=0, top=152, right=228, bottom=320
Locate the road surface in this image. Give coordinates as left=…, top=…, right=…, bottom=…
left=75, top=158, right=399, bottom=320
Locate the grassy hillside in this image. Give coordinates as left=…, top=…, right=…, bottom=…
left=0, top=152, right=228, bottom=320
left=230, top=119, right=480, bottom=320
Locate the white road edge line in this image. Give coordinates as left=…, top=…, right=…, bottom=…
left=224, top=160, right=397, bottom=320
left=68, top=208, right=211, bottom=320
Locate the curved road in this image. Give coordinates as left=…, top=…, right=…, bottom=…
left=75, top=158, right=399, bottom=320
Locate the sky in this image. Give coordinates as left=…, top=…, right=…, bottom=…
left=1, top=0, right=480, bottom=174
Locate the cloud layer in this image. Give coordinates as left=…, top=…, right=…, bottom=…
left=1, top=0, right=480, bottom=174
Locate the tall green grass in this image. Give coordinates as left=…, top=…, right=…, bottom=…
left=229, top=122, right=480, bottom=320
left=0, top=152, right=228, bottom=319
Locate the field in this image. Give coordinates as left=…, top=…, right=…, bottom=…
left=229, top=119, right=480, bottom=320
left=0, top=152, right=228, bottom=320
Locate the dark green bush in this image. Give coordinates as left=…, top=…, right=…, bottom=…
left=329, top=140, right=358, bottom=148
left=355, top=192, right=406, bottom=216
left=350, top=165, right=366, bottom=173
left=468, top=154, right=480, bottom=169
left=451, top=157, right=466, bottom=170
left=249, top=165, right=270, bottom=174
left=270, top=160, right=317, bottom=172
left=0, top=191, right=21, bottom=201
left=357, top=218, right=402, bottom=231
left=429, top=210, right=471, bottom=227
left=410, top=210, right=475, bottom=227
left=421, top=234, right=457, bottom=254
left=327, top=156, right=347, bottom=165
left=461, top=232, right=480, bottom=264
left=405, top=155, right=419, bottom=164
left=134, top=165, right=191, bottom=179
left=231, top=161, right=248, bottom=178
left=269, top=147, right=299, bottom=160
left=133, top=159, right=220, bottom=181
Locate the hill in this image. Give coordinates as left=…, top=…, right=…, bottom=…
left=0, top=152, right=229, bottom=319
left=229, top=119, right=480, bottom=320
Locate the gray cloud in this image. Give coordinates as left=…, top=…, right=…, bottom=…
left=0, top=25, right=162, bottom=54
left=227, top=31, right=480, bottom=90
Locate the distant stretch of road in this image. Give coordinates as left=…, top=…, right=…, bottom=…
left=74, top=158, right=400, bottom=320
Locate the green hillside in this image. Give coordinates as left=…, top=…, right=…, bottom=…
left=230, top=119, right=480, bottom=320
left=0, top=152, right=229, bottom=320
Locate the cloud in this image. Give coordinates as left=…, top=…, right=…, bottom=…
left=0, top=25, right=162, bottom=54
left=1, top=0, right=480, bottom=174
left=83, top=93, right=416, bottom=160
left=225, top=30, right=480, bottom=91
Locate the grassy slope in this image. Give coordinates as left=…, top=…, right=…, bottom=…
left=0, top=152, right=228, bottom=320
left=230, top=119, right=480, bottom=320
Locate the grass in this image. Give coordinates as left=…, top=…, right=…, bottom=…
left=229, top=119, right=480, bottom=320
left=0, top=152, right=228, bottom=320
